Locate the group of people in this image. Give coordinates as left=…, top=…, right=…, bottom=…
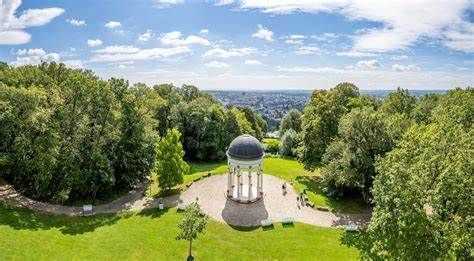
left=281, top=182, right=307, bottom=208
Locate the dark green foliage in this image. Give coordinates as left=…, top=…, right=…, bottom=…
left=320, top=107, right=393, bottom=201
left=0, top=63, right=155, bottom=203
left=411, top=93, right=440, bottom=124
left=366, top=121, right=473, bottom=259
left=279, top=109, right=302, bottom=135
left=380, top=87, right=416, bottom=115
left=299, top=82, right=359, bottom=169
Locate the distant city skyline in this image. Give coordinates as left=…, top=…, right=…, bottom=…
left=0, top=0, right=473, bottom=90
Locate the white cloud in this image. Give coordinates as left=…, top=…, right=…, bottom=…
left=205, top=61, right=230, bottom=68
left=252, top=25, right=274, bottom=42
left=391, top=55, right=409, bottom=61
left=336, top=51, right=378, bottom=57
left=311, top=33, right=339, bottom=42
left=228, top=0, right=474, bottom=53
left=392, top=64, right=421, bottom=72
left=11, top=48, right=60, bottom=66
left=16, top=48, right=46, bottom=56
left=295, top=46, right=320, bottom=55
left=160, top=31, right=210, bottom=46
left=203, top=47, right=256, bottom=59
left=215, top=0, right=234, bottom=6
left=105, top=21, right=121, bottom=29
left=0, top=0, right=64, bottom=45
left=200, top=29, right=209, bottom=34
left=67, top=18, right=86, bottom=27
left=90, top=45, right=191, bottom=62
left=62, top=59, right=84, bottom=69
left=153, top=0, right=184, bottom=8
left=87, top=39, right=103, bottom=47
left=277, top=66, right=344, bottom=73
left=285, top=39, right=303, bottom=45
left=244, top=59, right=263, bottom=65
left=289, top=34, right=305, bottom=39
left=442, top=22, right=474, bottom=53
left=354, top=59, right=380, bottom=70
left=93, top=45, right=140, bottom=54
left=138, top=29, right=153, bottom=42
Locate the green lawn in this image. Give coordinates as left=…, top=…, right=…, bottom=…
left=262, top=157, right=367, bottom=214
left=0, top=203, right=359, bottom=260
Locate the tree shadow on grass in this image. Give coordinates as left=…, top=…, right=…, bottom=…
left=340, top=230, right=375, bottom=260
left=136, top=207, right=170, bottom=219
left=0, top=202, right=124, bottom=235
left=294, top=175, right=369, bottom=214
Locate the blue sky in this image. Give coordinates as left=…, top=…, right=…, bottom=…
left=1, top=0, right=473, bottom=90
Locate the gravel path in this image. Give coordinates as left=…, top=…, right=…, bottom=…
left=180, top=174, right=370, bottom=227
left=0, top=175, right=370, bottom=228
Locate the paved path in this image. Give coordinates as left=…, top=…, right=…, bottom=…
left=0, top=175, right=370, bottom=228
left=180, top=174, right=370, bottom=227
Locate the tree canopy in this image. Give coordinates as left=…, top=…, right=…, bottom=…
left=279, top=109, right=302, bottom=135
left=299, top=82, right=359, bottom=169
left=0, top=62, right=266, bottom=203
left=155, top=128, right=189, bottom=191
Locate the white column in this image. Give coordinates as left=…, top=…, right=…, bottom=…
left=237, top=168, right=241, bottom=199
left=256, top=170, right=261, bottom=195
left=248, top=169, right=252, bottom=200
left=227, top=166, right=231, bottom=196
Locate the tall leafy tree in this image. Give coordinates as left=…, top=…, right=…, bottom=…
left=380, top=87, right=416, bottom=115
left=279, top=129, right=298, bottom=157
left=299, top=82, right=359, bottom=169
left=279, top=109, right=302, bottom=135
left=321, top=107, right=392, bottom=201
left=155, top=128, right=189, bottom=191
left=364, top=121, right=473, bottom=259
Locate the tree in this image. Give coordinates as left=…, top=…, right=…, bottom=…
left=380, top=87, right=416, bottom=115
left=0, top=62, right=156, bottom=203
left=176, top=202, right=208, bottom=260
left=155, top=128, right=189, bottom=191
left=363, top=121, right=473, bottom=260
left=299, top=83, right=359, bottom=169
left=321, top=107, right=392, bottom=201
left=279, top=129, right=298, bottom=156
left=239, top=107, right=267, bottom=140
left=279, top=109, right=302, bottom=135
left=411, top=93, right=440, bottom=124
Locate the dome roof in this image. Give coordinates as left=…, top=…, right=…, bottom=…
left=227, top=134, right=264, bottom=160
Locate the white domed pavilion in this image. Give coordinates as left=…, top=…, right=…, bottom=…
left=226, top=134, right=265, bottom=203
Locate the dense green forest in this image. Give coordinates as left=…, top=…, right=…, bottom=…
left=279, top=83, right=473, bottom=259
left=0, top=63, right=265, bottom=203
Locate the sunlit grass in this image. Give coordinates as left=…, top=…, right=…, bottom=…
left=0, top=203, right=359, bottom=260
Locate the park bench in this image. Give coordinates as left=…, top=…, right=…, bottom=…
left=82, top=205, right=93, bottom=216
left=281, top=217, right=294, bottom=224
left=261, top=218, right=273, bottom=227
left=345, top=223, right=359, bottom=232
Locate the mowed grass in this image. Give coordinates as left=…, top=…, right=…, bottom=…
left=0, top=203, right=359, bottom=260
left=262, top=157, right=367, bottom=214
